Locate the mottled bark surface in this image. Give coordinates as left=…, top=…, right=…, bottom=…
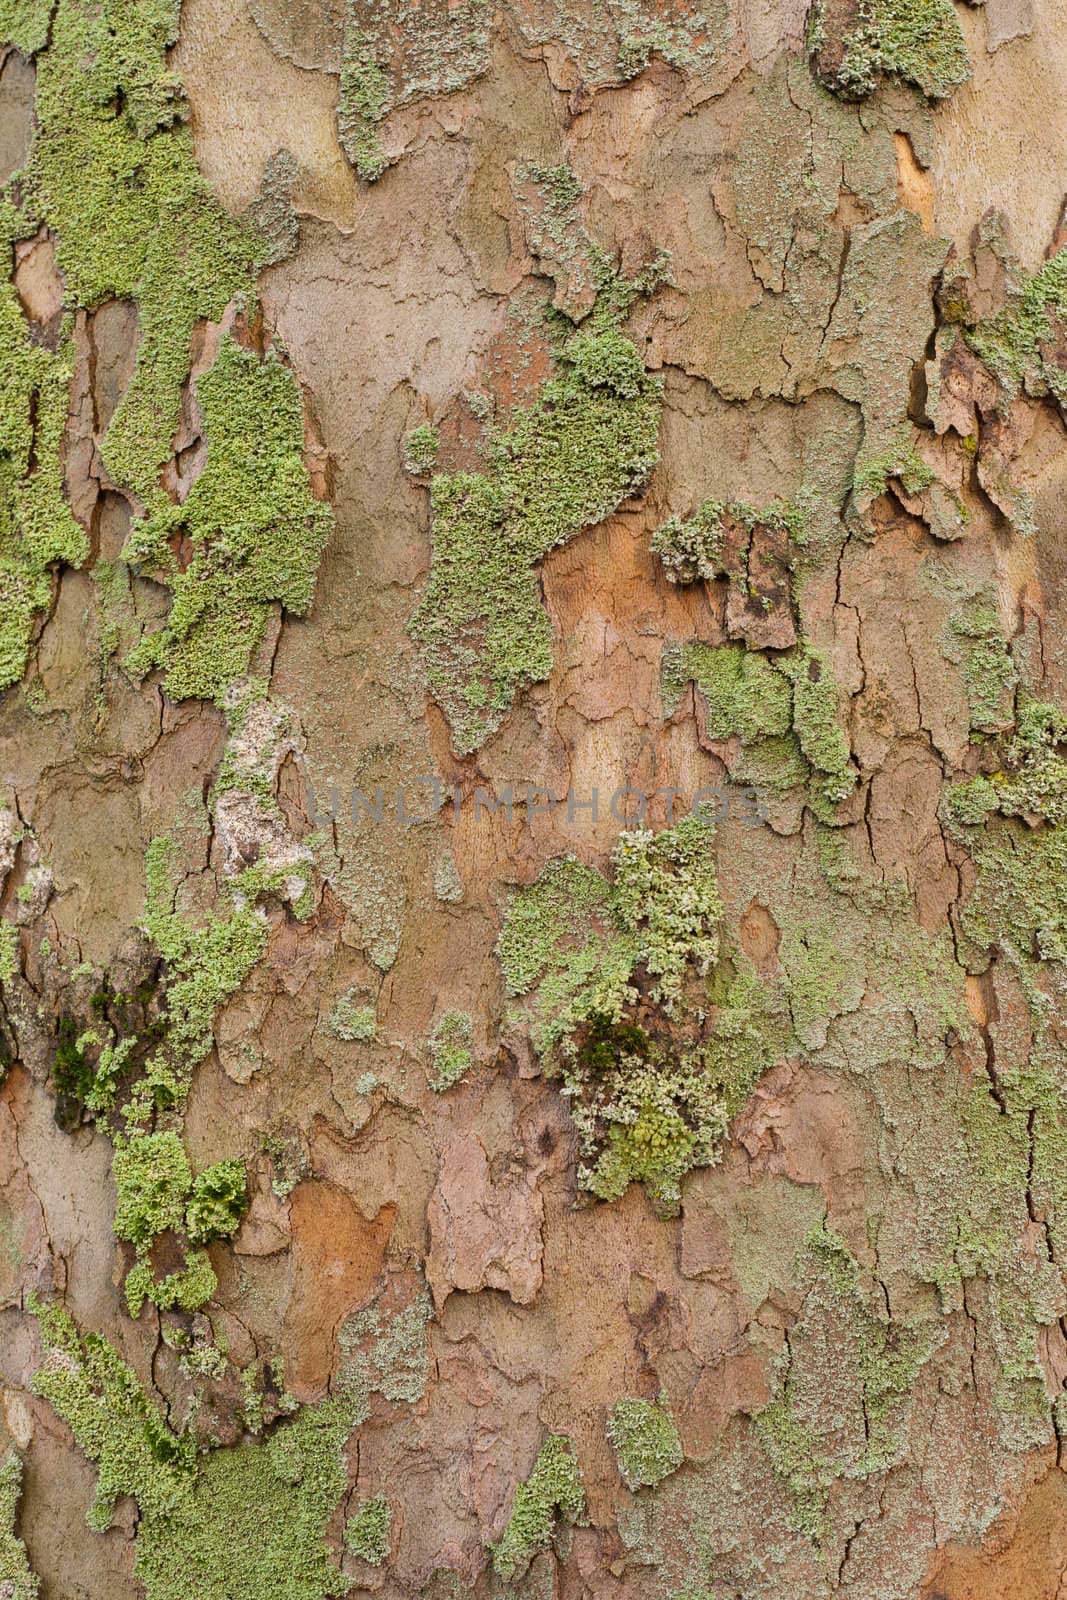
left=2, top=2, right=1067, bottom=1597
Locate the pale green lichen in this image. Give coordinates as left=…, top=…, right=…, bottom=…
left=946, top=703, right=1067, bottom=962
left=615, top=5, right=719, bottom=81
left=14, top=0, right=265, bottom=504
left=498, top=817, right=784, bottom=1208
left=30, top=1291, right=430, bottom=1597
left=816, top=0, right=970, bottom=101
left=185, top=1158, right=248, bottom=1245
left=651, top=495, right=808, bottom=586
left=0, top=1453, right=38, bottom=1600
left=0, top=920, right=17, bottom=983
left=607, top=1395, right=683, bottom=1490
left=0, top=0, right=330, bottom=704
left=410, top=229, right=664, bottom=753
left=851, top=434, right=935, bottom=505
left=403, top=423, right=439, bottom=475
left=141, top=835, right=268, bottom=1107
left=0, top=282, right=88, bottom=691
left=492, top=1435, right=584, bottom=1581
left=427, top=1009, right=473, bottom=1092
left=433, top=850, right=463, bottom=903
left=65, top=836, right=277, bottom=1314
left=968, top=245, right=1067, bottom=405
left=112, top=1131, right=191, bottom=1247
left=112, top=1133, right=245, bottom=1316
left=329, top=991, right=377, bottom=1043
left=337, top=1290, right=432, bottom=1411
left=123, top=337, right=333, bottom=702
left=344, top=1495, right=391, bottom=1565
left=337, top=25, right=389, bottom=181
left=662, top=641, right=854, bottom=804
left=943, top=599, right=1017, bottom=735
left=337, top=0, right=490, bottom=182
left=756, top=1221, right=941, bottom=1541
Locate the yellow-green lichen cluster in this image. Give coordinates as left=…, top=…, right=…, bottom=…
left=0, top=269, right=87, bottom=690
left=0, top=1452, right=38, bottom=1600
left=53, top=836, right=281, bottom=1315
left=812, top=0, right=970, bottom=101
left=31, top=1297, right=353, bottom=1599
left=492, top=1434, right=584, bottom=1582
left=344, top=1495, right=391, bottom=1565
left=403, top=422, right=439, bottom=475
left=30, top=1288, right=431, bottom=1597
left=662, top=641, right=854, bottom=805
left=141, top=836, right=269, bottom=1108
left=112, top=1131, right=246, bottom=1315
left=410, top=243, right=664, bottom=753
left=0, top=919, right=18, bottom=984
left=13, top=0, right=263, bottom=503
left=606, top=1395, right=683, bottom=1491
left=0, top=0, right=331, bottom=700
left=338, top=0, right=490, bottom=182
left=123, top=337, right=333, bottom=702
left=427, top=1008, right=473, bottom=1092
left=498, top=817, right=782, bottom=1208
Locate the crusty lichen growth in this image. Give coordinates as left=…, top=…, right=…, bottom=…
left=492, top=1435, right=584, bottom=1581
left=403, top=423, right=439, bottom=475
left=30, top=1297, right=353, bottom=1599
left=756, top=1221, right=941, bottom=1542
left=607, top=1395, right=684, bottom=1490
left=0, top=919, right=18, bottom=984
left=968, top=245, right=1067, bottom=405
left=0, top=272, right=88, bottom=690
left=31, top=1291, right=431, bottom=1596
left=56, top=836, right=274, bottom=1314
left=410, top=198, right=665, bottom=753
left=427, top=1008, right=473, bottom=1092
left=123, top=336, right=333, bottom=702
left=946, top=703, right=1067, bottom=961
left=111, top=1132, right=246, bottom=1316
left=662, top=641, right=855, bottom=805
left=943, top=598, right=1017, bottom=736
left=851, top=433, right=934, bottom=507
left=498, top=817, right=784, bottom=1209
left=344, top=1495, right=391, bottom=1565
left=338, top=0, right=490, bottom=182
left=13, top=0, right=264, bottom=505
left=329, top=990, right=377, bottom=1042
left=651, top=495, right=807, bottom=585
left=0, top=1, right=330, bottom=702
left=0, top=1453, right=39, bottom=1600
left=812, top=0, right=970, bottom=101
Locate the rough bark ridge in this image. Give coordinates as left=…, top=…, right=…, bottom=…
left=1, top=1, right=1067, bottom=1596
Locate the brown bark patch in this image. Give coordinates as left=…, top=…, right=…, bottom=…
left=283, top=1179, right=396, bottom=1391
left=922, top=1465, right=1067, bottom=1600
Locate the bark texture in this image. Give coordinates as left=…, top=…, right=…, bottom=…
left=1, top=2, right=1067, bottom=1597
